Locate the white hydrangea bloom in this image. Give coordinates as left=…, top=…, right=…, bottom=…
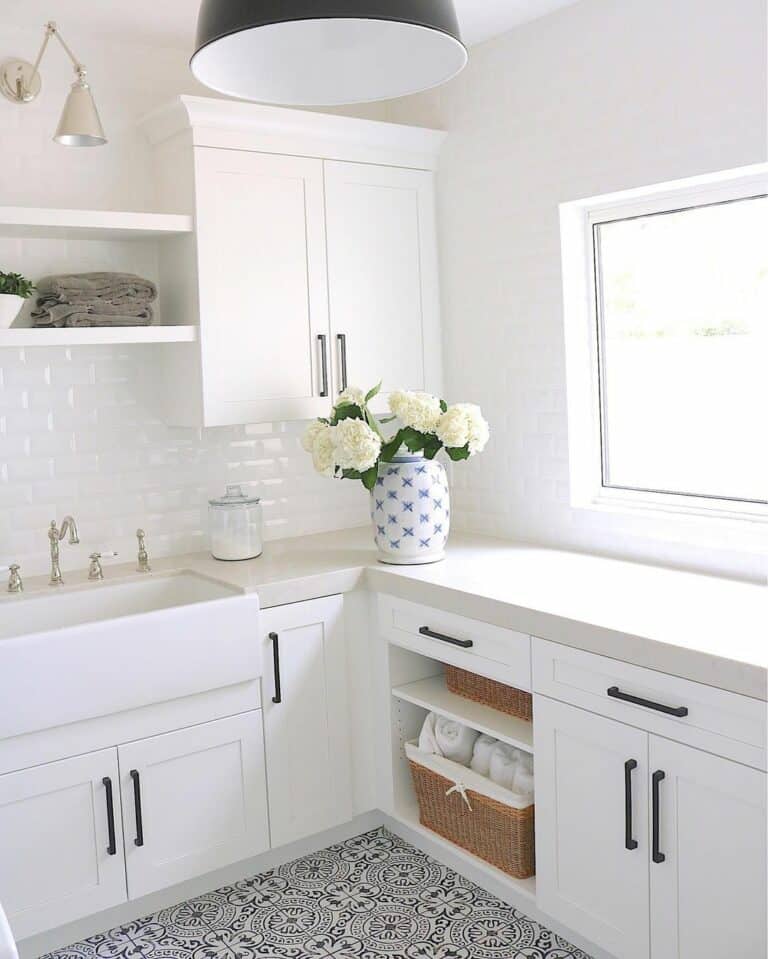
left=333, top=418, right=382, bottom=472
left=458, top=403, right=490, bottom=455
left=301, top=419, right=328, bottom=453
left=436, top=406, right=470, bottom=449
left=311, top=425, right=338, bottom=476
left=336, top=386, right=366, bottom=407
left=389, top=390, right=442, bottom=433
left=437, top=403, right=490, bottom=454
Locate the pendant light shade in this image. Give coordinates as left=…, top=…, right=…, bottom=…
left=191, top=0, right=467, bottom=106
left=54, top=75, right=107, bottom=146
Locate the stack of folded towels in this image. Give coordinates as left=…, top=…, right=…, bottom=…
left=418, top=711, right=534, bottom=800
left=31, top=273, right=157, bottom=328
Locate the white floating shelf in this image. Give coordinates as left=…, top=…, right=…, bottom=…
left=0, top=207, right=194, bottom=240
left=0, top=326, right=198, bottom=347
left=393, top=800, right=537, bottom=903
left=392, top=676, right=534, bottom=754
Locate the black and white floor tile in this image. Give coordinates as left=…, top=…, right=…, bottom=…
left=45, top=828, right=592, bottom=959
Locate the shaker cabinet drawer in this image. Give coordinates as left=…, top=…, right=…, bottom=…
left=378, top=595, right=531, bottom=690
left=533, top=638, right=766, bottom=768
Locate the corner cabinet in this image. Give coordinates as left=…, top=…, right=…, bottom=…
left=140, top=96, right=445, bottom=426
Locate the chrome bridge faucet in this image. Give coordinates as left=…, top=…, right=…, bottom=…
left=49, top=515, right=80, bottom=585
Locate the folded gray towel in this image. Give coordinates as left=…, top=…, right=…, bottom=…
left=31, top=272, right=157, bottom=328
left=37, top=272, right=157, bottom=302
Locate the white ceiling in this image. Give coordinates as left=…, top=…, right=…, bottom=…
left=5, top=1, right=583, bottom=50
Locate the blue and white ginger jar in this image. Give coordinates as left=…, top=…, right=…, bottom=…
left=370, top=455, right=450, bottom=565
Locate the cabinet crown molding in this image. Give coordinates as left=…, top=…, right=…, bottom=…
left=138, top=95, right=446, bottom=170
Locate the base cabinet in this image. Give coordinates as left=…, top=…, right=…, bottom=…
left=534, top=697, right=650, bottom=959
left=262, top=595, right=352, bottom=848
left=535, top=695, right=767, bottom=959
left=119, top=712, right=270, bottom=899
left=649, top=736, right=767, bottom=959
left=0, top=750, right=127, bottom=940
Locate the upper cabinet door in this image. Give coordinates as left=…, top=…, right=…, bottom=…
left=195, top=149, right=332, bottom=425
left=324, top=161, right=441, bottom=406
left=535, top=696, right=650, bottom=959
left=649, top=736, right=767, bottom=959
left=0, top=749, right=127, bottom=940
left=261, top=595, right=353, bottom=849
left=119, top=712, right=270, bottom=900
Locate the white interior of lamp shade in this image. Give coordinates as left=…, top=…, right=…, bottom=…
left=190, top=17, right=467, bottom=105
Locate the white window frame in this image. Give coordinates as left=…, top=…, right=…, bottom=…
left=560, top=163, right=768, bottom=527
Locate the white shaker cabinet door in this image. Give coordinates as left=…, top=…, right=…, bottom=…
left=324, top=161, right=441, bottom=405
left=119, top=711, right=270, bottom=899
left=535, top=696, right=650, bottom=959
left=649, top=736, right=767, bottom=959
left=194, top=148, right=332, bottom=425
left=262, top=595, right=353, bottom=849
left=0, top=749, right=127, bottom=940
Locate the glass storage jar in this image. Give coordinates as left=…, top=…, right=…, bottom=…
left=208, top=485, right=263, bottom=561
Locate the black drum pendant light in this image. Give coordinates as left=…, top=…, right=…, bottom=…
left=191, top=0, right=467, bottom=106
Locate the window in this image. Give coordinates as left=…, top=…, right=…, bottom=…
left=561, top=166, right=768, bottom=523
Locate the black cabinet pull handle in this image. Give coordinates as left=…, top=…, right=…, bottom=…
left=270, top=631, right=282, bottom=704
left=624, top=760, right=638, bottom=851
left=102, top=776, right=117, bottom=856
left=130, top=769, right=144, bottom=847
left=419, top=626, right=473, bottom=649
left=607, top=686, right=688, bottom=718
left=318, top=335, right=329, bottom=397
left=652, top=769, right=665, bottom=863
left=337, top=333, right=348, bottom=393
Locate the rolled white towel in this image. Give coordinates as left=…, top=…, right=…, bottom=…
left=489, top=743, right=522, bottom=791
left=434, top=716, right=479, bottom=766
left=470, top=734, right=498, bottom=776
left=418, top=712, right=443, bottom=756
left=513, top=766, right=535, bottom=799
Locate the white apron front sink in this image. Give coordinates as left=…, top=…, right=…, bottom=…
left=0, top=571, right=261, bottom=740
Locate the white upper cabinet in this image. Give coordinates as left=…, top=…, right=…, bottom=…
left=194, top=149, right=331, bottom=425
left=324, top=161, right=441, bottom=404
left=140, top=97, right=445, bottom=426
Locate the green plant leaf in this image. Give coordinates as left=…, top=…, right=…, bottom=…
left=365, top=381, right=382, bottom=402
left=422, top=435, right=443, bottom=460
left=379, top=430, right=404, bottom=462
left=446, top=445, right=471, bottom=462
left=361, top=466, right=379, bottom=490
left=364, top=408, right=384, bottom=439
left=332, top=404, right=363, bottom=424
left=341, top=468, right=362, bottom=480
left=440, top=399, right=448, bottom=413
left=377, top=415, right=397, bottom=425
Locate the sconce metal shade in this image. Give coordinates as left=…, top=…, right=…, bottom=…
left=190, top=0, right=467, bottom=105
left=54, top=76, right=106, bottom=146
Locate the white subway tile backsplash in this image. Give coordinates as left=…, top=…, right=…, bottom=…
left=0, top=345, right=368, bottom=576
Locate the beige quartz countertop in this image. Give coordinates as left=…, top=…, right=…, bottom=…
left=6, top=527, right=766, bottom=700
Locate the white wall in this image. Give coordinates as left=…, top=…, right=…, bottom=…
left=0, top=25, right=386, bottom=576
left=387, top=0, right=768, bottom=580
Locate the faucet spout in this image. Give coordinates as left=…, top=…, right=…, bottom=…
left=49, top=515, right=79, bottom=585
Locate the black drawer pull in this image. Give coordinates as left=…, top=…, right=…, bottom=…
left=419, top=626, right=473, bottom=649
left=624, top=760, right=638, bottom=851
left=652, top=769, right=666, bottom=863
left=270, top=631, right=282, bottom=703
left=607, top=686, right=688, bottom=718
left=130, top=769, right=144, bottom=847
left=337, top=333, right=348, bottom=393
left=318, top=335, right=329, bottom=398
left=102, top=776, right=117, bottom=856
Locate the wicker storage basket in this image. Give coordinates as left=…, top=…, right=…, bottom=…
left=406, top=741, right=535, bottom=879
left=446, top=665, right=533, bottom=722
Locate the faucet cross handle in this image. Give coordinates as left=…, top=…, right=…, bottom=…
left=1, top=564, right=23, bottom=593
left=88, top=551, right=118, bottom=581
left=136, top=529, right=151, bottom=573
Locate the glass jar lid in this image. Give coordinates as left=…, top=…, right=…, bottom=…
left=208, top=484, right=261, bottom=508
